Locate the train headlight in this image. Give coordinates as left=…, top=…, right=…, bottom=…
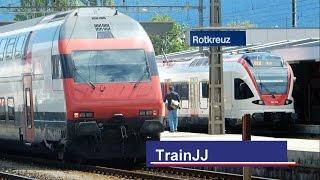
left=139, top=110, right=146, bottom=116
left=74, top=112, right=79, bottom=118
left=85, top=112, right=94, bottom=118
left=152, top=110, right=158, bottom=116
left=139, top=110, right=158, bottom=116
left=73, top=112, right=94, bottom=118
left=252, top=100, right=265, bottom=105
left=285, top=99, right=293, bottom=105
left=79, top=112, right=86, bottom=118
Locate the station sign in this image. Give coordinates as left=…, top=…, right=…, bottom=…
left=146, top=141, right=297, bottom=167
left=189, top=30, right=246, bottom=46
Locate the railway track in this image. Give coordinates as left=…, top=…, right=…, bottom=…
left=0, top=153, right=273, bottom=180
left=0, top=171, right=35, bottom=180
left=140, top=167, right=275, bottom=180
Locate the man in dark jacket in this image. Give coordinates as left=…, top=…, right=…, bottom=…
left=164, top=85, right=180, bottom=132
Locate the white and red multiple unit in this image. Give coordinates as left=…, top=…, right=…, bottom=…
left=0, top=8, right=164, bottom=160
left=159, top=52, right=296, bottom=131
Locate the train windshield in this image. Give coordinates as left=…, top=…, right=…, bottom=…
left=243, top=53, right=288, bottom=95
left=72, top=49, right=150, bottom=83
left=252, top=68, right=288, bottom=95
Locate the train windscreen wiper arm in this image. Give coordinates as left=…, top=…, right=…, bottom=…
left=73, top=67, right=96, bottom=89
left=134, top=68, right=149, bottom=88
left=257, top=73, right=274, bottom=96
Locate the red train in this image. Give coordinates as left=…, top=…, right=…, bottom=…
left=0, top=8, right=164, bottom=160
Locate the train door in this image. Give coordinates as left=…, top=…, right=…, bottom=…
left=23, top=74, right=34, bottom=143
left=172, top=81, right=189, bottom=127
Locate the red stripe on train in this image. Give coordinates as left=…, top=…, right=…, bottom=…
left=58, top=38, right=153, bottom=54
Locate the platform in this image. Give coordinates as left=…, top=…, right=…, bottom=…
left=160, top=131, right=320, bottom=167
left=294, top=124, right=320, bottom=134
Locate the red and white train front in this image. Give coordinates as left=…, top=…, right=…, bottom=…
left=234, top=52, right=296, bottom=126
left=57, top=9, right=164, bottom=159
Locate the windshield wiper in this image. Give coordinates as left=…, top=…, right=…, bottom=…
left=73, top=67, right=96, bottom=90
left=134, top=67, right=150, bottom=88
left=257, top=73, right=275, bottom=97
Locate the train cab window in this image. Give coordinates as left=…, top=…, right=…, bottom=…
left=0, top=39, right=7, bottom=61
left=234, top=78, right=254, bottom=100
left=0, top=98, right=6, bottom=120
left=72, top=49, right=149, bottom=83
left=52, top=55, right=62, bottom=79
left=202, top=58, right=209, bottom=66
left=14, top=35, right=26, bottom=60
left=173, top=82, right=189, bottom=100
left=5, top=37, right=16, bottom=60
left=201, top=82, right=209, bottom=98
left=199, top=58, right=208, bottom=66
left=195, top=59, right=203, bottom=66
left=7, top=97, right=15, bottom=120
left=189, top=60, right=197, bottom=67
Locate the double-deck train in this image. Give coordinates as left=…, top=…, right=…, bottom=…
left=0, top=8, right=164, bottom=160
left=159, top=52, right=296, bottom=132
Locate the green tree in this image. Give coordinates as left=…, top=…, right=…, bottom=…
left=14, top=0, right=115, bottom=21
left=150, top=15, right=189, bottom=55
left=227, top=20, right=256, bottom=28
left=87, top=0, right=114, bottom=6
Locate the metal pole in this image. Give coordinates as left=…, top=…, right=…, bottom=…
left=242, top=114, right=251, bottom=180
left=199, top=0, right=204, bottom=52
left=292, top=0, right=297, bottom=27
left=208, top=0, right=224, bottom=134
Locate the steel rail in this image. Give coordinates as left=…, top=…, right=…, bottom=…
left=0, top=154, right=182, bottom=180
left=3, top=153, right=306, bottom=180
left=141, top=167, right=278, bottom=180
left=0, top=171, right=35, bottom=180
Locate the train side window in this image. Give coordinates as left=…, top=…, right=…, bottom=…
left=52, top=55, right=62, bottom=79
left=180, top=82, right=189, bottom=100
left=173, top=82, right=189, bottom=100
left=0, top=98, right=6, bottom=120
left=14, top=35, right=26, bottom=60
left=0, top=39, right=7, bottom=61
left=5, top=37, right=16, bottom=60
left=201, top=82, right=209, bottom=98
left=234, top=78, right=254, bottom=100
left=7, top=97, right=15, bottom=121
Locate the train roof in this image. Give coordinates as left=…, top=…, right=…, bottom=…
left=0, top=8, right=147, bottom=39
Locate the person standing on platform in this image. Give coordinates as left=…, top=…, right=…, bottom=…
left=164, top=85, right=181, bottom=132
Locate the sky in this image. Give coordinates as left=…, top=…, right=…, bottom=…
left=0, top=0, right=319, bottom=28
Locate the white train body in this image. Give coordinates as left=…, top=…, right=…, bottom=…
left=158, top=53, right=296, bottom=129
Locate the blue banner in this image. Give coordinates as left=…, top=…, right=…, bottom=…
left=189, top=30, right=246, bottom=46
left=146, top=141, right=288, bottom=167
